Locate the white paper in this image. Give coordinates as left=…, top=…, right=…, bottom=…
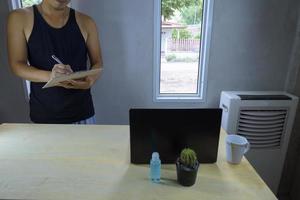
left=43, top=68, right=102, bottom=89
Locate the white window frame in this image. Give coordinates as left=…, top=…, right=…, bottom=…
left=7, top=0, right=22, bottom=10
left=153, top=0, right=214, bottom=102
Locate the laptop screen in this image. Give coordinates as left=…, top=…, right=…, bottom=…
left=129, top=109, right=222, bottom=164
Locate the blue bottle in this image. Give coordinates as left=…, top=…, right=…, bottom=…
left=150, top=152, right=161, bottom=183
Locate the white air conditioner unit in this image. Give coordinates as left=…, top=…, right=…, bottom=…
left=219, top=91, right=298, bottom=194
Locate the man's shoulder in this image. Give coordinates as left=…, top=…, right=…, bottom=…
left=75, top=10, right=97, bottom=28
left=9, top=7, right=32, bottom=18
left=8, top=7, right=32, bottom=23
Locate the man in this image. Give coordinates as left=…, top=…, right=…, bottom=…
left=7, top=0, right=103, bottom=124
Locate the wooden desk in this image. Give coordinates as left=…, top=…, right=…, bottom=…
left=0, top=124, right=276, bottom=200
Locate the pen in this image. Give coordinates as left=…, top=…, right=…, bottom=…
left=51, top=55, right=63, bottom=64
left=51, top=55, right=73, bottom=75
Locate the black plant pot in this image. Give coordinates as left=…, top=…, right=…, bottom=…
left=176, top=159, right=199, bottom=186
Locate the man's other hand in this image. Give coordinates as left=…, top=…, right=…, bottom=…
left=58, top=76, right=94, bottom=90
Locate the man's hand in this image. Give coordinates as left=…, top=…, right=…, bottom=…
left=51, top=64, right=73, bottom=79
left=58, top=75, right=97, bottom=90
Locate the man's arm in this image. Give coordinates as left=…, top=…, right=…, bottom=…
left=7, top=9, right=71, bottom=83
left=60, top=15, right=103, bottom=90
left=85, top=15, right=103, bottom=83
left=86, top=17, right=103, bottom=69
left=7, top=9, right=51, bottom=82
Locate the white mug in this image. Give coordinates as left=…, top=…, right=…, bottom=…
left=226, top=134, right=250, bottom=164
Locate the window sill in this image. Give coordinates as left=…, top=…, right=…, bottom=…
left=154, top=95, right=205, bottom=103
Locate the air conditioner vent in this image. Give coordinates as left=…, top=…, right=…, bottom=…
left=238, top=95, right=292, bottom=100
left=237, top=109, right=288, bottom=149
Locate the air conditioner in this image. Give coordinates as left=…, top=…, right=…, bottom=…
left=219, top=91, right=298, bottom=194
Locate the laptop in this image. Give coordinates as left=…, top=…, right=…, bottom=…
left=129, top=108, right=223, bottom=164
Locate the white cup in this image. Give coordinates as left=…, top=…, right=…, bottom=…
left=226, top=134, right=250, bottom=164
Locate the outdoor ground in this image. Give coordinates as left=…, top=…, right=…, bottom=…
left=160, top=61, right=199, bottom=94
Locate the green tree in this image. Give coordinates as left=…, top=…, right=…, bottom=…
left=21, top=0, right=42, bottom=7
left=162, top=0, right=195, bottom=20
left=194, top=33, right=201, bottom=39
left=180, top=0, right=203, bottom=25
left=172, top=29, right=193, bottom=39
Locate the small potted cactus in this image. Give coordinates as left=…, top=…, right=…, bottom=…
left=176, top=148, right=199, bottom=186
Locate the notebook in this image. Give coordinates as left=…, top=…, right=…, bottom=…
left=43, top=68, right=102, bottom=89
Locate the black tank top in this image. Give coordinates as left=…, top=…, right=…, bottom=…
left=27, top=5, right=94, bottom=124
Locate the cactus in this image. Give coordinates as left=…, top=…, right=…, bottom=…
left=180, top=148, right=198, bottom=168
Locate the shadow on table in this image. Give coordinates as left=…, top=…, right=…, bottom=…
left=105, top=164, right=184, bottom=199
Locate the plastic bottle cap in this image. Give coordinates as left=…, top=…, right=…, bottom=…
left=152, top=152, right=159, bottom=159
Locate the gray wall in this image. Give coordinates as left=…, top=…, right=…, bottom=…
left=290, top=81, right=300, bottom=200
left=279, top=0, right=300, bottom=199
left=281, top=66, right=300, bottom=200
left=279, top=93, right=300, bottom=199
left=206, top=0, right=297, bottom=106
left=71, top=0, right=297, bottom=125
left=0, top=0, right=29, bottom=123
left=291, top=156, right=300, bottom=200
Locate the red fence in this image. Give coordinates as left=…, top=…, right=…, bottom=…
left=168, top=39, right=200, bottom=52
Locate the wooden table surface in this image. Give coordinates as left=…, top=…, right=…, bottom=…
left=0, top=123, right=277, bottom=200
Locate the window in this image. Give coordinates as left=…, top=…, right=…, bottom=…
left=21, top=0, right=42, bottom=7
left=154, top=0, right=214, bottom=102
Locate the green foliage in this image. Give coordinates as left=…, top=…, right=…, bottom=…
left=172, top=29, right=178, bottom=39
left=194, top=33, right=201, bottom=39
left=180, top=1, right=203, bottom=25
left=21, top=0, right=42, bottom=7
left=162, top=0, right=194, bottom=20
left=172, top=29, right=193, bottom=39
left=166, top=54, right=177, bottom=62
left=180, top=148, right=197, bottom=167
left=166, top=54, right=198, bottom=62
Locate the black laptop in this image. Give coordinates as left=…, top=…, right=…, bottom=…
left=129, top=109, right=223, bottom=164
